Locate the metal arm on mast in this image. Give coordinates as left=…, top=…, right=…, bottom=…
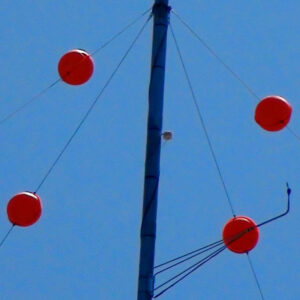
left=137, top=1, right=170, bottom=300
left=257, top=183, right=291, bottom=228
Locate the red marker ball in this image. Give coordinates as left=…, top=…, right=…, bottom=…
left=7, top=192, right=42, bottom=227
left=58, top=49, right=94, bottom=85
left=222, top=216, right=259, bottom=254
left=255, top=95, right=292, bottom=131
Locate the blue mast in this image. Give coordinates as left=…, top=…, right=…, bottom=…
left=137, top=1, right=170, bottom=300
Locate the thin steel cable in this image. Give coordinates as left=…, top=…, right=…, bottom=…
left=171, top=10, right=260, bottom=101
left=154, top=240, right=224, bottom=276
left=153, top=226, right=265, bottom=296
left=0, top=225, right=15, bottom=248
left=286, top=126, right=300, bottom=141
left=170, top=23, right=236, bottom=217
left=155, top=225, right=260, bottom=275
left=154, top=245, right=226, bottom=291
left=91, top=7, right=152, bottom=56
left=153, top=245, right=226, bottom=298
left=154, top=238, right=224, bottom=269
left=0, top=8, right=152, bottom=126
left=34, top=15, right=152, bottom=194
left=155, top=226, right=258, bottom=275
left=0, top=79, right=61, bottom=125
left=247, top=253, right=266, bottom=300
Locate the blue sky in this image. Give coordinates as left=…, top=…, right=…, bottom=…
left=0, top=1, right=299, bottom=299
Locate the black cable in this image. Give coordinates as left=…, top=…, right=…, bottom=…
left=247, top=253, right=266, bottom=300
left=154, top=240, right=224, bottom=276
left=34, top=15, right=152, bottom=194
left=171, top=10, right=260, bottom=101
left=0, top=224, right=15, bottom=248
left=0, top=8, right=152, bottom=126
left=153, top=245, right=226, bottom=298
left=91, top=7, right=152, bottom=56
left=0, top=79, right=61, bottom=125
left=286, top=126, right=300, bottom=142
left=154, top=245, right=226, bottom=291
left=154, top=238, right=224, bottom=269
left=170, top=23, right=236, bottom=217
left=153, top=220, right=271, bottom=296
left=155, top=225, right=261, bottom=275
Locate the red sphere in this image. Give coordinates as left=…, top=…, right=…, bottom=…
left=7, top=192, right=42, bottom=227
left=58, top=49, right=94, bottom=85
left=222, top=216, right=259, bottom=254
left=255, top=95, right=292, bottom=131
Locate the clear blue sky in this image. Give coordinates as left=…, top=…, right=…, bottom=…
left=0, top=1, right=299, bottom=299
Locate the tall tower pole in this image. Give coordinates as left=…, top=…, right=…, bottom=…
left=137, top=1, right=170, bottom=300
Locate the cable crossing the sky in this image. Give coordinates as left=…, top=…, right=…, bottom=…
left=154, top=238, right=224, bottom=270
left=34, top=14, right=152, bottom=194
left=0, top=79, right=61, bottom=126
left=170, top=22, right=236, bottom=217
left=171, top=10, right=260, bottom=101
left=247, top=253, right=266, bottom=300
left=153, top=245, right=227, bottom=298
left=0, top=5, right=295, bottom=300
left=171, top=10, right=300, bottom=144
left=0, top=7, right=152, bottom=126
left=0, top=6, right=153, bottom=251
left=0, top=225, right=15, bottom=248
left=151, top=182, right=291, bottom=298
left=91, top=7, right=152, bottom=56
left=154, top=240, right=225, bottom=276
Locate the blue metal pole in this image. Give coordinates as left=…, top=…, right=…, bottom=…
left=137, top=1, right=170, bottom=300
